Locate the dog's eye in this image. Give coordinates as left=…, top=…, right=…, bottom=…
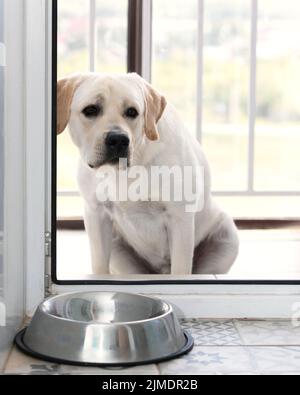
left=82, top=105, right=101, bottom=118
left=124, top=107, right=139, bottom=119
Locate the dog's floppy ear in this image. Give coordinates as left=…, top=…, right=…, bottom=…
left=57, top=74, right=86, bottom=135
left=132, top=74, right=167, bottom=141
left=144, top=83, right=167, bottom=141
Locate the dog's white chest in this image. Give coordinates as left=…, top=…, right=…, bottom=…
left=108, top=202, right=170, bottom=270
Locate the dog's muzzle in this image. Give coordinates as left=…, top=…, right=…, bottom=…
left=88, top=130, right=131, bottom=169
left=104, top=131, right=130, bottom=163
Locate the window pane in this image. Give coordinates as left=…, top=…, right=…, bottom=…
left=215, top=196, right=300, bottom=219
left=57, top=0, right=128, bottom=205
left=202, top=0, right=251, bottom=191
left=152, top=0, right=198, bottom=136
left=95, top=0, right=128, bottom=73
left=57, top=196, right=84, bottom=219
left=255, top=0, right=300, bottom=191
left=57, top=0, right=89, bottom=78
left=57, top=130, right=78, bottom=192
left=57, top=0, right=89, bottom=194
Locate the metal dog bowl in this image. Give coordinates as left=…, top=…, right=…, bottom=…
left=15, top=292, right=193, bottom=367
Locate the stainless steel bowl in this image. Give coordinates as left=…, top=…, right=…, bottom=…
left=15, top=292, right=193, bottom=367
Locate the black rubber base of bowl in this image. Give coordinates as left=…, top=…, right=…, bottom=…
left=15, top=328, right=194, bottom=368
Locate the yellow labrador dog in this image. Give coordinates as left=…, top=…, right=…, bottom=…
left=57, top=73, right=239, bottom=275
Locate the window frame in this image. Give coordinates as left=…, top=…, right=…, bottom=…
left=51, top=0, right=300, bottom=287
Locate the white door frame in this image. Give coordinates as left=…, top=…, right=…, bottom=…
left=24, top=0, right=300, bottom=319
left=25, top=0, right=48, bottom=315
left=0, top=0, right=26, bottom=367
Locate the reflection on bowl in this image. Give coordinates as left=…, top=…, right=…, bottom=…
left=16, top=292, right=193, bottom=366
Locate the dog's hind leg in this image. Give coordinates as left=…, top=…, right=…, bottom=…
left=193, top=213, right=239, bottom=275
left=109, top=237, right=152, bottom=275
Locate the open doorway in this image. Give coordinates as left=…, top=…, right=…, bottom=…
left=54, top=0, right=300, bottom=283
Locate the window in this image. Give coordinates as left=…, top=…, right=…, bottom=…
left=57, top=0, right=128, bottom=219
left=57, top=0, right=300, bottom=221
left=55, top=0, right=300, bottom=282
left=152, top=0, right=300, bottom=218
left=255, top=0, right=300, bottom=192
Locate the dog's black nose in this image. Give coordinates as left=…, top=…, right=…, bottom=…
left=105, top=132, right=130, bottom=150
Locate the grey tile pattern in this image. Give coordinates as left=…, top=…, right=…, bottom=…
left=4, top=320, right=300, bottom=375
left=181, top=319, right=242, bottom=346
left=4, top=348, right=60, bottom=375
left=247, top=347, right=300, bottom=373
left=158, top=346, right=255, bottom=374
left=3, top=347, right=159, bottom=376
left=235, top=320, right=300, bottom=346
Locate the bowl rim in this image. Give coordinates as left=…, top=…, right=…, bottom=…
left=39, top=291, right=173, bottom=325
left=15, top=328, right=194, bottom=368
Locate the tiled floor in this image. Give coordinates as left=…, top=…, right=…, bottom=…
left=2, top=320, right=300, bottom=375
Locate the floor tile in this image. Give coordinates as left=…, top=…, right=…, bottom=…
left=59, top=363, right=159, bottom=376
left=248, top=347, right=300, bottom=372
left=235, top=320, right=300, bottom=346
left=4, top=347, right=60, bottom=375
left=158, top=346, right=255, bottom=374
left=180, top=320, right=242, bottom=346
left=6, top=321, right=300, bottom=375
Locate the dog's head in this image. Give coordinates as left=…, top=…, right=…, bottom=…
left=57, top=73, right=167, bottom=169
